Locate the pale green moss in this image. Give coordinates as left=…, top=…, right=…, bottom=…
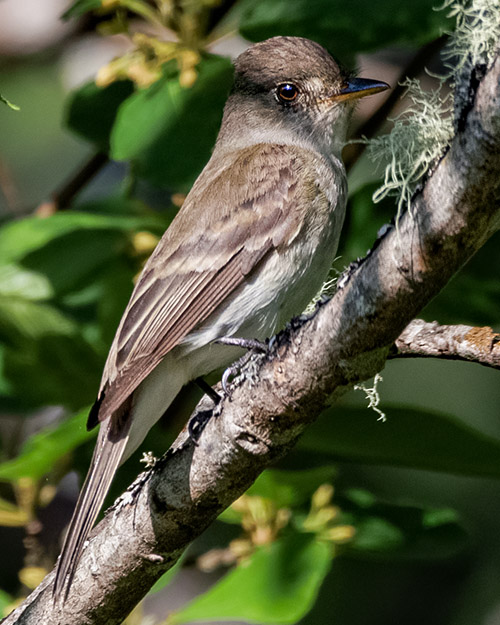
left=303, top=275, right=338, bottom=316
left=354, top=373, right=386, bottom=421
left=370, top=0, right=500, bottom=217
left=370, top=80, right=454, bottom=217
left=440, top=0, right=500, bottom=72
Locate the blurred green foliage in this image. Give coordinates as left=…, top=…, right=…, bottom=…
left=0, top=0, right=499, bottom=624
left=170, top=534, right=333, bottom=624
left=109, top=55, right=234, bottom=190
left=238, top=0, right=449, bottom=65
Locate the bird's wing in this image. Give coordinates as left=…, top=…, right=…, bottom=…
left=91, top=143, right=322, bottom=425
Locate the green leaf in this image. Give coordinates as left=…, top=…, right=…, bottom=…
left=0, top=408, right=95, bottom=481
left=341, top=489, right=468, bottom=561
left=110, top=55, right=234, bottom=190
left=0, top=345, right=12, bottom=396
left=0, top=209, right=168, bottom=412
left=170, top=533, right=331, bottom=625
left=0, top=265, right=54, bottom=301
left=350, top=516, right=405, bottom=552
left=0, top=588, right=13, bottom=615
left=0, top=296, right=77, bottom=344
left=239, top=0, right=451, bottom=63
left=75, top=194, right=166, bottom=218
left=148, top=552, right=187, bottom=595
left=248, top=467, right=337, bottom=508
left=0, top=211, right=163, bottom=266
left=0, top=93, right=20, bottom=110
left=17, top=230, right=129, bottom=299
left=297, top=406, right=500, bottom=478
left=62, top=0, right=103, bottom=20
left=94, top=257, right=138, bottom=346
left=66, top=80, right=134, bottom=148
left=219, top=467, right=336, bottom=524
left=0, top=296, right=102, bottom=411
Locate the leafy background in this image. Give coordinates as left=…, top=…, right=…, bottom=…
left=0, top=0, right=499, bottom=623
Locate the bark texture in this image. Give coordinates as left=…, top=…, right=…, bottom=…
left=390, top=319, right=500, bottom=369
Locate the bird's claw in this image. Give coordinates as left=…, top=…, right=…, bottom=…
left=221, top=360, right=244, bottom=396
left=188, top=410, right=213, bottom=445
left=218, top=336, right=268, bottom=396
left=189, top=337, right=268, bottom=442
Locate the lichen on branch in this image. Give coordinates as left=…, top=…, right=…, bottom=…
left=368, top=0, right=500, bottom=218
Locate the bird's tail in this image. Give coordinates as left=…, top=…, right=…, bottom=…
left=53, top=408, right=132, bottom=602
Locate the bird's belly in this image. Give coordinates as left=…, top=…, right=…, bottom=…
left=183, top=225, right=341, bottom=352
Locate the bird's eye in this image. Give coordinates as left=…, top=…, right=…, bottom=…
left=277, top=83, right=299, bottom=103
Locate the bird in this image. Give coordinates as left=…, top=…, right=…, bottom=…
left=53, top=35, right=388, bottom=599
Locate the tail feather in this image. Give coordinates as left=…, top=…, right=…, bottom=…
left=53, top=412, right=132, bottom=601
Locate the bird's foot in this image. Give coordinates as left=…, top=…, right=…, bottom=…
left=188, top=409, right=213, bottom=444
left=188, top=338, right=268, bottom=443
left=216, top=336, right=268, bottom=395
left=188, top=377, right=222, bottom=445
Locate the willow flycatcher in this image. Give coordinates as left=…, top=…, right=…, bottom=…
left=54, top=35, right=388, bottom=599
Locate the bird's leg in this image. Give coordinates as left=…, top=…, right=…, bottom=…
left=195, top=376, right=221, bottom=404
left=188, top=409, right=212, bottom=444
left=216, top=336, right=268, bottom=395
left=188, top=338, right=268, bottom=443
left=188, top=378, right=222, bottom=444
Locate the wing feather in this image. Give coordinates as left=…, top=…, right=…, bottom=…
left=93, top=144, right=319, bottom=424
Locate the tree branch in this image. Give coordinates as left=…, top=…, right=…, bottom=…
left=35, top=152, right=109, bottom=215
left=5, top=48, right=500, bottom=625
left=388, top=319, right=500, bottom=369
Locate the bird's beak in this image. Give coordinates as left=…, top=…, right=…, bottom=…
left=331, top=77, right=390, bottom=102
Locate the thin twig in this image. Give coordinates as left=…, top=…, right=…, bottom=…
left=389, top=319, right=500, bottom=369
left=0, top=157, right=21, bottom=213
left=48, top=151, right=109, bottom=212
